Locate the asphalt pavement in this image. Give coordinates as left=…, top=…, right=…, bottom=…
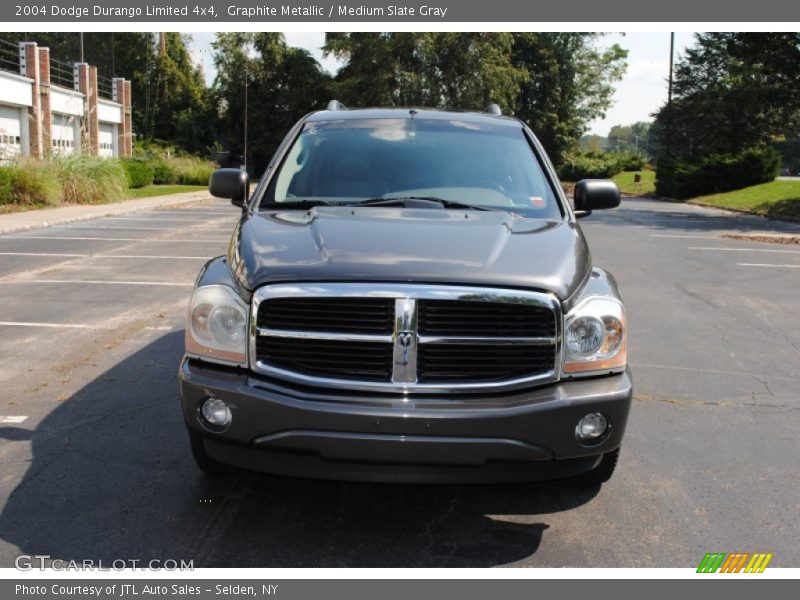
left=0, top=196, right=798, bottom=567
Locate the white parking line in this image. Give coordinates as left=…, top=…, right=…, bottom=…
left=0, top=252, right=88, bottom=257
left=0, top=321, right=115, bottom=329
left=3, top=236, right=229, bottom=242
left=0, top=321, right=173, bottom=331
left=93, top=255, right=210, bottom=260
left=100, top=217, right=214, bottom=223
left=7, top=279, right=194, bottom=286
left=0, top=252, right=210, bottom=259
left=56, top=225, right=182, bottom=231
left=737, top=263, right=800, bottom=268
left=0, top=416, right=28, bottom=424
left=689, top=246, right=800, bottom=254
left=651, top=234, right=717, bottom=239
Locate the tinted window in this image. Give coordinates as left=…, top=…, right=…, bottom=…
left=264, top=118, right=562, bottom=218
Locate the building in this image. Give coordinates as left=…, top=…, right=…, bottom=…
left=0, top=39, right=132, bottom=163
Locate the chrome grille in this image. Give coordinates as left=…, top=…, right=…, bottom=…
left=251, top=284, right=561, bottom=393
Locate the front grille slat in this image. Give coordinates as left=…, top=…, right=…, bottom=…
left=418, top=299, right=556, bottom=337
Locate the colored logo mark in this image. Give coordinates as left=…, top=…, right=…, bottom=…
left=697, top=552, right=773, bottom=573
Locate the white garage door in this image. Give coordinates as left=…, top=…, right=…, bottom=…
left=52, top=114, right=78, bottom=156
left=0, top=105, right=23, bottom=162
left=99, top=123, right=115, bottom=158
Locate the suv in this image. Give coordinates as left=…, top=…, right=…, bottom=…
left=180, top=104, right=631, bottom=485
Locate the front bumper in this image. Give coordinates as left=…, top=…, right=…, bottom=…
left=179, top=358, right=632, bottom=484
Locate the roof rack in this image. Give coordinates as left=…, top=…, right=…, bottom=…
left=326, top=99, right=348, bottom=111
left=484, top=103, right=502, bottom=116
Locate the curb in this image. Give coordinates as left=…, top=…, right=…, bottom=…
left=0, top=191, right=217, bottom=235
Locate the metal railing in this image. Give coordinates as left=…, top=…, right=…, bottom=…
left=50, top=57, right=74, bottom=89
left=97, top=74, right=114, bottom=100
left=0, top=39, right=21, bottom=75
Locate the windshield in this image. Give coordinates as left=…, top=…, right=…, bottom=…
left=262, top=117, right=563, bottom=218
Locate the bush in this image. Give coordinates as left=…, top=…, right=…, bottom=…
left=150, top=158, right=176, bottom=184
left=0, top=167, right=13, bottom=205
left=162, top=156, right=215, bottom=185
left=4, top=159, right=61, bottom=206
left=54, top=155, right=128, bottom=204
left=656, top=147, right=781, bottom=199
left=559, top=151, right=632, bottom=180
left=120, top=158, right=154, bottom=188
left=616, top=152, right=647, bottom=172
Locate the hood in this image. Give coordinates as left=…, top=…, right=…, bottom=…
left=228, top=207, right=591, bottom=300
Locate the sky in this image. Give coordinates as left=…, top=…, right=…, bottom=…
left=188, top=32, right=697, bottom=137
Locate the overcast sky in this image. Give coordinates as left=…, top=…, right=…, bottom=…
left=188, top=32, right=697, bottom=137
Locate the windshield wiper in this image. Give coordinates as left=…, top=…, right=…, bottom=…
left=354, top=196, right=495, bottom=211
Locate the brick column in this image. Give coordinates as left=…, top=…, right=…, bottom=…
left=123, top=80, right=133, bottom=156
left=113, top=77, right=132, bottom=157
left=38, top=47, right=52, bottom=155
left=20, top=42, right=42, bottom=158
left=75, top=63, right=98, bottom=155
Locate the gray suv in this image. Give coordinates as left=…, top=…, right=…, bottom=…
left=180, top=104, right=631, bottom=485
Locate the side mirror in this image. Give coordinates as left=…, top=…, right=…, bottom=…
left=209, top=168, right=250, bottom=208
left=573, top=179, right=621, bottom=218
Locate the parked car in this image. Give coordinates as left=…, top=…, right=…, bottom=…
left=180, top=103, right=632, bottom=485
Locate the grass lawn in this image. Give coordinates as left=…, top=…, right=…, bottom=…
left=611, top=170, right=656, bottom=196
left=125, top=184, right=206, bottom=199
left=688, top=180, right=800, bottom=221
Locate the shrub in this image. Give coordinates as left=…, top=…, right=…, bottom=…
left=559, top=151, right=624, bottom=180
left=150, top=158, right=176, bottom=184
left=616, top=152, right=647, bottom=172
left=120, top=158, right=154, bottom=188
left=162, top=156, right=215, bottom=185
left=54, top=155, right=128, bottom=204
left=0, top=167, right=13, bottom=205
left=5, top=159, right=61, bottom=206
left=656, top=147, right=781, bottom=199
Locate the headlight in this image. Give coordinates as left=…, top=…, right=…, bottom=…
left=185, top=285, right=248, bottom=366
left=563, top=297, right=626, bottom=375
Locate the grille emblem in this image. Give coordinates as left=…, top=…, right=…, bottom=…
left=392, top=299, right=417, bottom=383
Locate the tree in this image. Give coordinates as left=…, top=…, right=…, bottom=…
left=212, top=33, right=331, bottom=172
left=147, top=33, right=213, bottom=153
left=607, top=122, right=652, bottom=156
left=324, top=33, right=627, bottom=166
left=512, top=33, right=627, bottom=165
left=324, top=33, right=527, bottom=112
left=654, top=33, right=800, bottom=159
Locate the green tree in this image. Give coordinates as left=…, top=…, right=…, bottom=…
left=655, top=33, right=800, bottom=159
left=323, top=33, right=528, bottom=112
left=607, top=121, right=652, bottom=156
left=212, top=33, right=331, bottom=172
left=512, top=33, right=627, bottom=165
left=147, top=33, right=212, bottom=153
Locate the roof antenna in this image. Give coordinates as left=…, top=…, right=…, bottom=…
left=484, top=103, right=502, bottom=116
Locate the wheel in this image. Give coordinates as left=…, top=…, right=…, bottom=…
left=189, top=432, right=230, bottom=477
left=572, top=448, right=620, bottom=485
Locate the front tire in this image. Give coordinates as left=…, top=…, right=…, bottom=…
left=189, top=432, right=230, bottom=477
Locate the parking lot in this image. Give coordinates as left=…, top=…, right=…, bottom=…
left=0, top=197, right=798, bottom=567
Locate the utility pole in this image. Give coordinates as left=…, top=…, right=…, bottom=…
left=665, top=32, right=675, bottom=159
left=79, top=32, right=84, bottom=62
left=243, top=61, right=248, bottom=174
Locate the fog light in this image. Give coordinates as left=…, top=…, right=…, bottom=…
left=576, top=412, right=608, bottom=441
left=201, top=397, right=232, bottom=427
